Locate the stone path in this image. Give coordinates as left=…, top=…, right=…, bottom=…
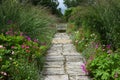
left=42, top=33, right=90, bottom=80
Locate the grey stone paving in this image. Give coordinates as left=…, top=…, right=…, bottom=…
left=43, top=32, right=90, bottom=80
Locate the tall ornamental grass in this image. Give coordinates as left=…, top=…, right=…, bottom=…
left=82, top=0, right=120, bottom=50
left=0, top=0, right=57, bottom=79
left=65, top=0, right=120, bottom=50
left=0, top=0, right=57, bottom=44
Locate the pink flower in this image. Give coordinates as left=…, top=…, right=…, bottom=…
left=26, top=46, right=30, bottom=49
left=0, top=71, right=7, bottom=76
left=0, top=45, right=4, bottom=49
left=5, top=32, right=9, bottom=35
left=20, top=32, right=23, bottom=36
left=34, top=39, right=38, bottom=43
left=11, top=46, right=15, bottom=49
left=114, top=72, right=118, bottom=78
left=21, top=45, right=25, bottom=49
left=95, top=44, right=98, bottom=49
left=81, top=63, right=88, bottom=74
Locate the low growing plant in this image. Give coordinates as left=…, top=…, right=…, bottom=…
left=0, top=29, right=47, bottom=80
left=87, top=52, right=120, bottom=80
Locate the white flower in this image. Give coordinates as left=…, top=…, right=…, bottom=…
left=9, top=57, right=12, bottom=60
left=0, top=45, right=4, bottom=49
left=11, top=51, right=15, bottom=55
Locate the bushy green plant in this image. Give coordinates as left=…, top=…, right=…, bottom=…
left=87, top=52, right=120, bottom=80
left=0, top=28, right=47, bottom=80
left=71, top=28, right=99, bottom=52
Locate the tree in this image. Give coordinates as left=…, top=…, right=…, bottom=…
left=64, top=0, right=92, bottom=8
left=30, top=0, right=62, bottom=15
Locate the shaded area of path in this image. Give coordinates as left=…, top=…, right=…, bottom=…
left=42, top=24, right=90, bottom=80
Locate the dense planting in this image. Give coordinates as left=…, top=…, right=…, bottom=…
left=0, top=0, right=57, bottom=79
left=65, top=0, right=120, bottom=79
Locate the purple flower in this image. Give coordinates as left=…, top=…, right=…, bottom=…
left=25, top=36, right=31, bottom=41
left=106, top=44, right=111, bottom=49
left=26, top=36, right=31, bottom=41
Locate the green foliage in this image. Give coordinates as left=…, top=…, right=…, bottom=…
left=71, top=28, right=99, bottom=53
left=0, top=0, right=58, bottom=79
left=28, top=0, right=62, bottom=15
left=0, top=0, right=56, bottom=44
left=66, top=0, right=120, bottom=79
left=82, top=0, right=120, bottom=49
left=64, top=8, right=73, bottom=21
left=65, top=0, right=120, bottom=50
left=0, top=31, right=46, bottom=80
left=87, top=52, right=120, bottom=80
left=64, top=0, right=91, bottom=8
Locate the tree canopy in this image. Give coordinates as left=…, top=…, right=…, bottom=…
left=64, top=0, right=93, bottom=8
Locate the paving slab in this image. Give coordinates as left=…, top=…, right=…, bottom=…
left=43, top=67, right=65, bottom=75
left=44, top=75, right=69, bottom=80
left=69, top=75, right=90, bottom=80
left=62, top=52, right=81, bottom=56
left=46, top=55, right=65, bottom=62
left=52, top=39, right=72, bottom=44
left=65, top=56, right=83, bottom=62
left=44, top=62, right=64, bottom=68
left=43, top=31, right=90, bottom=80
left=66, top=62, right=87, bottom=75
left=47, top=52, right=61, bottom=56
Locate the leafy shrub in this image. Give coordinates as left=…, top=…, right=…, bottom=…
left=71, top=28, right=99, bottom=52
left=0, top=0, right=57, bottom=80
left=64, top=8, right=73, bottom=21
left=87, top=52, right=120, bottom=80
left=0, top=29, right=47, bottom=80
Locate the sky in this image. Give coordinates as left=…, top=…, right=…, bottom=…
left=57, top=0, right=67, bottom=14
